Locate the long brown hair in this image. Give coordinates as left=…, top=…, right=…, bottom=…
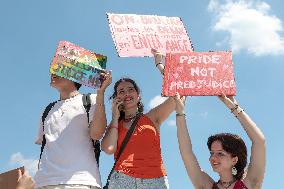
left=207, top=133, right=247, bottom=180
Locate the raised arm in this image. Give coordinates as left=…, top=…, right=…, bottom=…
left=101, top=97, right=122, bottom=154
left=175, top=93, right=214, bottom=189
left=218, top=95, right=266, bottom=189
left=147, top=49, right=176, bottom=128
left=90, top=71, right=112, bottom=140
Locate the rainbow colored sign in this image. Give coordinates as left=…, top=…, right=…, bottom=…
left=162, top=51, right=236, bottom=96
left=107, top=13, right=193, bottom=57
left=50, top=41, right=107, bottom=88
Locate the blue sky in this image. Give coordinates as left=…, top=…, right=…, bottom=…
left=0, top=0, right=283, bottom=188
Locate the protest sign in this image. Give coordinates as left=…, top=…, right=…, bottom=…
left=107, top=13, right=193, bottom=57
left=162, top=51, right=236, bottom=96
left=0, top=167, right=25, bottom=189
left=50, top=41, right=107, bottom=88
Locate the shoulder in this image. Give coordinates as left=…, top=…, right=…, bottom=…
left=89, top=93, right=97, bottom=104
left=143, top=112, right=157, bottom=125
left=81, top=93, right=97, bottom=105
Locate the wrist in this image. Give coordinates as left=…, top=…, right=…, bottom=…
left=108, top=124, right=118, bottom=131
left=176, top=113, right=186, bottom=117
left=96, top=89, right=106, bottom=96
left=230, top=105, right=244, bottom=118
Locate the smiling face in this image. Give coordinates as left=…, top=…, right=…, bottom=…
left=116, top=81, right=140, bottom=110
left=209, top=140, right=238, bottom=174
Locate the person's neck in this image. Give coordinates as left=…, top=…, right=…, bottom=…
left=219, top=172, right=235, bottom=185
left=124, top=107, right=138, bottom=118
left=59, top=89, right=80, bottom=100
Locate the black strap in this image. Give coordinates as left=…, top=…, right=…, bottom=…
left=104, top=113, right=142, bottom=188
left=82, top=93, right=91, bottom=124
left=39, top=101, right=57, bottom=167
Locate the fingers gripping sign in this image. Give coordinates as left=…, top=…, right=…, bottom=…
left=99, top=70, right=112, bottom=92
left=174, top=92, right=186, bottom=116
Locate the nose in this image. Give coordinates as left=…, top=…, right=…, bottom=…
left=209, top=153, right=218, bottom=161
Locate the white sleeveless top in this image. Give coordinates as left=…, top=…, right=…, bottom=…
left=34, top=94, right=101, bottom=188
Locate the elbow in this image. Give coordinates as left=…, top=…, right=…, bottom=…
left=101, top=143, right=116, bottom=155
left=90, top=132, right=104, bottom=140
left=257, top=129, right=266, bottom=144
left=259, top=135, right=266, bottom=144
left=254, top=133, right=266, bottom=146
left=90, top=126, right=106, bottom=140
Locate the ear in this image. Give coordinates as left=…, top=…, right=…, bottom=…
left=232, top=156, right=238, bottom=166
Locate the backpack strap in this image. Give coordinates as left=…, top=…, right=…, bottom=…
left=82, top=93, right=101, bottom=166
left=82, top=93, right=91, bottom=125
left=39, top=101, right=57, bottom=167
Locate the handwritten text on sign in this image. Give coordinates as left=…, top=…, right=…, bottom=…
left=162, top=51, right=236, bottom=96
left=50, top=41, right=107, bottom=88
left=107, top=13, right=193, bottom=57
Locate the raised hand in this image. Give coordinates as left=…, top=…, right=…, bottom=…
left=16, top=169, right=35, bottom=189
left=174, top=92, right=186, bottom=114
left=99, top=71, right=112, bottom=92
left=151, top=48, right=165, bottom=75
left=218, top=93, right=239, bottom=111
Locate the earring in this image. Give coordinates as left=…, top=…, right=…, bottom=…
left=232, top=166, right=237, bottom=176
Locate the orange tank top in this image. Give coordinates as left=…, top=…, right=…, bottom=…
left=114, top=114, right=167, bottom=178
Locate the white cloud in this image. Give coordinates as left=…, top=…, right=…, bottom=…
left=9, top=152, right=38, bottom=176
left=208, top=0, right=284, bottom=56
left=148, top=95, right=167, bottom=109
left=167, top=119, right=176, bottom=126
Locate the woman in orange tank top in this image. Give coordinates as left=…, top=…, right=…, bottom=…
left=174, top=93, right=265, bottom=189
left=101, top=51, right=176, bottom=189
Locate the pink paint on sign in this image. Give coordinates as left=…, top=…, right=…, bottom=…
left=107, top=13, right=194, bottom=57
left=162, top=51, right=236, bottom=96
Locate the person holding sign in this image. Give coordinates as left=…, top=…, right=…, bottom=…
left=101, top=54, right=175, bottom=189
left=34, top=72, right=112, bottom=189
left=174, top=93, right=265, bottom=189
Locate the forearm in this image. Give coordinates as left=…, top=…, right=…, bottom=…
left=101, top=121, right=119, bottom=154
left=90, top=91, right=107, bottom=140
left=176, top=115, right=206, bottom=187
left=233, top=107, right=265, bottom=144
left=177, top=116, right=194, bottom=166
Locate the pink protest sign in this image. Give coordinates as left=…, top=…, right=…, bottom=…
left=162, top=51, right=236, bottom=96
left=50, top=41, right=107, bottom=88
left=107, top=13, right=193, bottom=57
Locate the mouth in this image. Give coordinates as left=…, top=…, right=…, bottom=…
left=51, top=75, right=58, bottom=83
left=211, top=162, right=220, bottom=168
left=123, top=97, right=134, bottom=103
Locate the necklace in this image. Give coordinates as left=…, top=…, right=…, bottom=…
left=218, top=179, right=236, bottom=189
left=124, top=113, right=138, bottom=123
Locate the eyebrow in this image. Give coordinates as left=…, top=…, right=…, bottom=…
left=118, top=86, right=135, bottom=91
left=210, top=150, right=226, bottom=153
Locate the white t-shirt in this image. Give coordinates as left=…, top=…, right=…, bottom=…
left=34, top=94, right=102, bottom=188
